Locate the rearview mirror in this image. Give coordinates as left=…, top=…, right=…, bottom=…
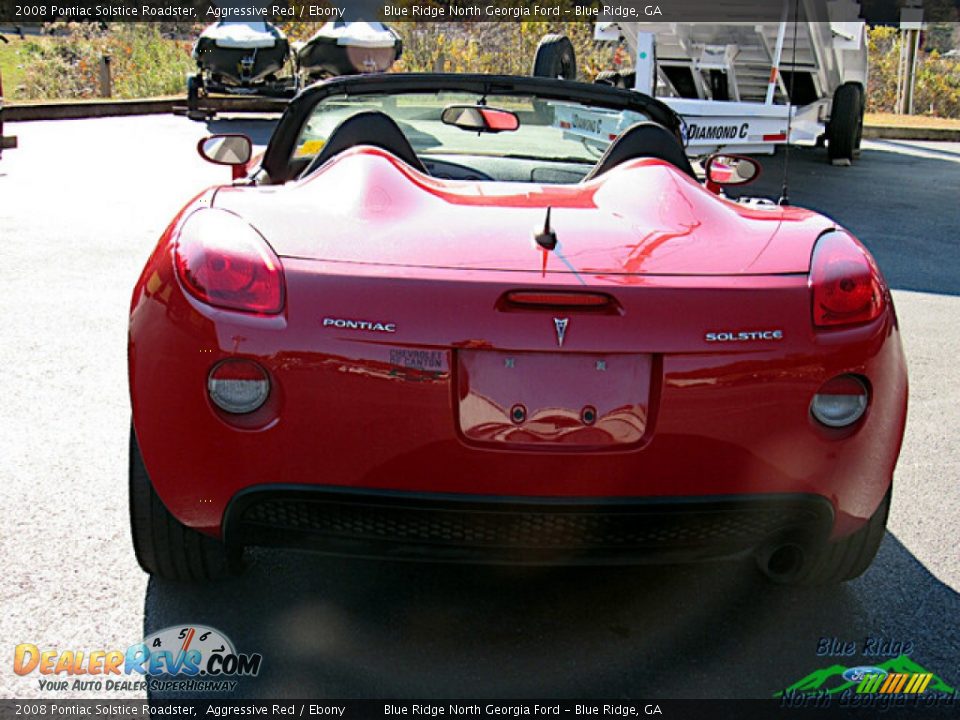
left=198, top=134, right=253, bottom=179
left=704, top=153, right=761, bottom=188
left=441, top=105, right=520, bottom=134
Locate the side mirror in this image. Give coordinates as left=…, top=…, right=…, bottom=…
left=441, top=105, right=520, bottom=133
left=704, top=154, right=761, bottom=191
left=198, top=134, right=253, bottom=180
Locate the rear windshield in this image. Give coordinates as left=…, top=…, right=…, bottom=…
left=292, top=91, right=651, bottom=166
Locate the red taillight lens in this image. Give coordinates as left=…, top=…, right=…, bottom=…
left=174, top=209, right=284, bottom=314
left=810, top=231, right=884, bottom=328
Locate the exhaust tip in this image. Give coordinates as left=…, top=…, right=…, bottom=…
left=759, top=542, right=806, bottom=583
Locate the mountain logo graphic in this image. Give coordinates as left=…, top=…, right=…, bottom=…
left=775, top=655, right=956, bottom=698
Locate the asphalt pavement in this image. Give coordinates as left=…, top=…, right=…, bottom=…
left=0, top=116, right=958, bottom=700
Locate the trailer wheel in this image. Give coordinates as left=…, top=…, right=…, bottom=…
left=532, top=34, right=577, bottom=80
left=853, top=86, right=866, bottom=158
left=594, top=69, right=636, bottom=90
left=827, top=82, right=864, bottom=165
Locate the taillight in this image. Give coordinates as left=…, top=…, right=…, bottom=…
left=174, top=209, right=284, bottom=314
left=208, top=359, right=270, bottom=414
left=809, top=230, right=884, bottom=328
left=810, top=374, right=869, bottom=428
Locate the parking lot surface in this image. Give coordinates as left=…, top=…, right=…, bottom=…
left=1, top=116, right=958, bottom=699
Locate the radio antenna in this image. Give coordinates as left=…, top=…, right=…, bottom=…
left=779, top=0, right=801, bottom=206
left=535, top=206, right=558, bottom=251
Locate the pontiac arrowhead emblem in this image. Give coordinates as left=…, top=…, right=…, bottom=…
left=554, top=317, right=569, bottom=347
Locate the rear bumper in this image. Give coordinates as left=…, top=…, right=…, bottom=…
left=129, top=238, right=908, bottom=544
left=223, top=486, right=834, bottom=565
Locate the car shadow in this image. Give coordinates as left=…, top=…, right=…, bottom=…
left=727, top=144, right=960, bottom=297
left=143, top=532, right=959, bottom=699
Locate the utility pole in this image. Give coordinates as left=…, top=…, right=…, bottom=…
left=897, top=1, right=923, bottom=115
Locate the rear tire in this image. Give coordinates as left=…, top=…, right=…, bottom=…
left=532, top=34, right=577, bottom=80
left=129, top=424, right=242, bottom=581
left=781, top=489, right=891, bottom=585
left=827, top=82, right=864, bottom=164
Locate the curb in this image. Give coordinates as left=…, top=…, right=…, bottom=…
left=4, top=96, right=289, bottom=122
left=863, top=125, right=960, bottom=142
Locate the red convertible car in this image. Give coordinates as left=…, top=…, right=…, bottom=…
left=128, top=74, right=907, bottom=584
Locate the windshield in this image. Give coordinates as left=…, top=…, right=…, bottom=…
left=291, top=91, right=651, bottom=168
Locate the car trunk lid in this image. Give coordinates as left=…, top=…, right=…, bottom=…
left=213, top=148, right=832, bottom=277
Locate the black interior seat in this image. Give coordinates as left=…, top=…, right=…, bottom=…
left=582, top=122, right=696, bottom=182
left=300, top=110, right=427, bottom=177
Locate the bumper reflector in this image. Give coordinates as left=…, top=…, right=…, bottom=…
left=208, top=359, right=270, bottom=414
left=811, top=374, right=868, bottom=428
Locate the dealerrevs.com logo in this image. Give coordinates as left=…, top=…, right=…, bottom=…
left=14, top=625, right=262, bottom=693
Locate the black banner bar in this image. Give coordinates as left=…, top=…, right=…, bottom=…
left=0, top=1, right=958, bottom=25
left=2, top=699, right=960, bottom=720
